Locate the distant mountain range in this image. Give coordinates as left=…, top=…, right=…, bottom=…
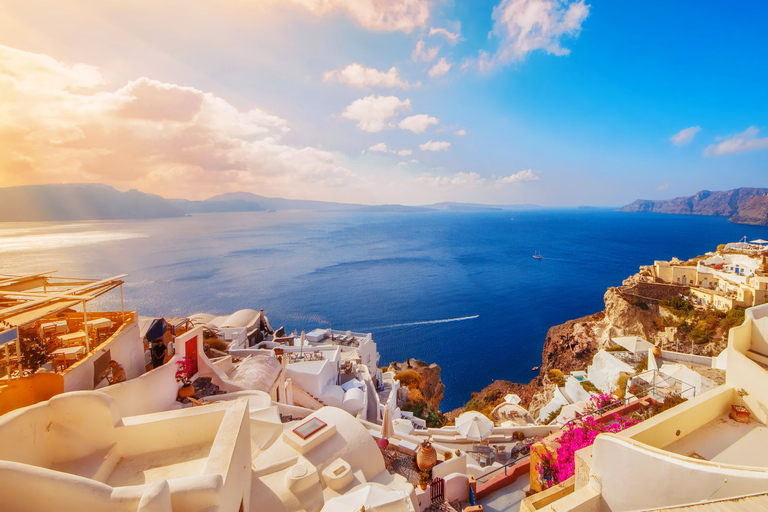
left=0, top=184, right=540, bottom=222
left=619, top=188, right=768, bottom=226
left=0, top=184, right=185, bottom=222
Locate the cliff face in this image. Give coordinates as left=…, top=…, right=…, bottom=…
left=447, top=280, right=706, bottom=420
left=388, top=358, right=445, bottom=410
left=730, top=196, right=768, bottom=225
left=619, top=187, right=768, bottom=225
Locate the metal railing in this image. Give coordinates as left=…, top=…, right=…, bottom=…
left=475, top=452, right=531, bottom=485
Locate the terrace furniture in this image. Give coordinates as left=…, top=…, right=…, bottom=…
left=52, top=346, right=86, bottom=371
left=57, top=331, right=87, bottom=347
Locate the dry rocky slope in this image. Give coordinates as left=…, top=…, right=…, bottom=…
left=619, top=187, right=768, bottom=226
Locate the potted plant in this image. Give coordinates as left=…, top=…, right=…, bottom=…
left=730, top=389, right=750, bottom=423
left=176, top=356, right=195, bottom=398
left=418, top=471, right=431, bottom=490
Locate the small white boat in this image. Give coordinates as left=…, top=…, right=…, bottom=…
left=533, top=250, right=542, bottom=259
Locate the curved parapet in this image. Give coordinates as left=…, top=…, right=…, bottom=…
left=591, top=433, right=768, bottom=511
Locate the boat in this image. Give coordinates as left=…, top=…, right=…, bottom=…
left=532, top=366, right=540, bottom=371
left=533, top=251, right=542, bottom=259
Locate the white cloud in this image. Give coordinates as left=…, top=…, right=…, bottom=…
left=412, top=39, right=440, bottom=62
left=283, top=0, right=430, bottom=33
left=418, top=171, right=485, bottom=186
left=670, top=126, right=701, bottom=146
left=397, top=149, right=413, bottom=156
left=398, top=114, right=439, bottom=133
left=429, top=27, right=461, bottom=43
left=478, top=0, right=590, bottom=71
left=496, top=169, right=539, bottom=184
left=704, top=126, right=768, bottom=156
left=0, top=44, right=104, bottom=90
left=323, top=63, right=410, bottom=89
left=397, top=161, right=408, bottom=167
left=454, top=129, right=467, bottom=136
left=369, top=142, right=388, bottom=152
left=419, top=140, right=451, bottom=151
left=428, top=57, right=452, bottom=78
left=0, top=44, right=357, bottom=199
left=658, top=183, right=669, bottom=190
left=341, top=95, right=411, bottom=132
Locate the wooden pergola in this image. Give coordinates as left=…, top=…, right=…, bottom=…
left=0, top=272, right=128, bottom=370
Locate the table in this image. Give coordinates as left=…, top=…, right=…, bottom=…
left=86, top=318, right=113, bottom=330
left=57, top=331, right=86, bottom=347
left=52, top=346, right=86, bottom=370
left=39, top=321, right=68, bottom=337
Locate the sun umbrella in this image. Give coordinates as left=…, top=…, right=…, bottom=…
left=455, top=411, right=494, bottom=442
left=750, top=239, right=768, bottom=245
left=381, top=407, right=395, bottom=441
left=320, top=484, right=414, bottom=512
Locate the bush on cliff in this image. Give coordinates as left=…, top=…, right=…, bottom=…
left=403, top=387, right=445, bottom=428
left=394, top=370, right=423, bottom=388
left=722, top=307, right=746, bottom=330
left=548, top=369, right=566, bottom=387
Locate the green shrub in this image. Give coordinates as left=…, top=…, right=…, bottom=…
left=395, top=370, right=422, bottom=388
left=721, top=307, right=746, bottom=330
left=605, top=344, right=628, bottom=352
left=649, top=395, right=687, bottom=417
left=548, top=369, right=566, bottom=387
left=545, top=405, right=564, bottom=425
left=580, top=380, right=599, bottom=393
left=615, top=373, right=630, bottom=400
left=691, top=325, right=712, bottom=344
left=635, top=359, right=648, bottom=373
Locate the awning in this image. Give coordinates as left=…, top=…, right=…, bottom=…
left=144, top=318, right=167, bottom=341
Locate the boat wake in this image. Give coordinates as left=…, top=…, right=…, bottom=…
left=373, top=315, right=479, bottom=329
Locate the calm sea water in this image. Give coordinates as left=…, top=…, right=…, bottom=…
left=2, top=209, right=767, bottom=410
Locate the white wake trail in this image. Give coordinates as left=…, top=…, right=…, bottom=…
left=374, top=315, right=479, bottom=329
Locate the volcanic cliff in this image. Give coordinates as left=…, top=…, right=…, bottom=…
left=619, top=187, right=768, bottom=226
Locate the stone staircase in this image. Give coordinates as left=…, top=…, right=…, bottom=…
left=290, top=382, right=327, bottom=410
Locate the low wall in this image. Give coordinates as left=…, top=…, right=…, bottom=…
left=63, top=315, right=143, bottom=392
left=0, top=372, right=64, bottom=416
left=593, top=434, right=768, bottom=511
left=621, top=385, right=733, bottom=449
left=414, top=425, right=559, bottom=443
left=476, top=457, right=530, bottom=499
left=101, top=355, right=181, bottom=417
left=660, top=350, right=715, bottom=367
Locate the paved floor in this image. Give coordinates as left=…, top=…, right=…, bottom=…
left=665, top=412, right=768, bottom=467
left=477, top=475, right=531, bottom=512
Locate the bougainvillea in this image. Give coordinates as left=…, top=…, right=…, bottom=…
left=175, top=356, right=193, bottom=386
left=538, top=402, right=639, bottom=486
left=586, top=391, right=616, bottom=412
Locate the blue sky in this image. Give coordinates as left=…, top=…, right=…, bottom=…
left=0, top=0, right=765, bottom=205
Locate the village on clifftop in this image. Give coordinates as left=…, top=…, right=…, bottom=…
left=1, top=239, right=768, bottom=511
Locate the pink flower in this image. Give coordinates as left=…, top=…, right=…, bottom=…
left=538, top=412, right=639, bottom=484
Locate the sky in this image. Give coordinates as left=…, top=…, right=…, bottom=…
left=0, top=0, right=766, bottom=206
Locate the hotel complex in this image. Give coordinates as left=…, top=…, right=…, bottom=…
left=3, top=243, right=768, bottom=512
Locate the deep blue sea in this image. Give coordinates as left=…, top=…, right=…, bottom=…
left=2, top=209, right=767, bottom=410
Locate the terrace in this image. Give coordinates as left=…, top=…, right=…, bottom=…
left=0, top=272, right=132, bottom=380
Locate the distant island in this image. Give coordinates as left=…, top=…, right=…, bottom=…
left=619, top=187, right=768, bottom=226
left=0, top=184, right=540, bottom=222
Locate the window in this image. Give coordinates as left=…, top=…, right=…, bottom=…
left=292, top=418, right=327, bottom=440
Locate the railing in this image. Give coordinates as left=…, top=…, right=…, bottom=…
left=558, top=397, right=632, bottom=430
left=627, top=370, right=696, bottom=401
left=475, top=452, right=530, bottom=485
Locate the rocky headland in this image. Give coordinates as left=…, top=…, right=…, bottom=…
left=619, top=187, right=768, bottom=226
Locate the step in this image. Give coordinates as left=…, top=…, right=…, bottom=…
left=747, top=349, right=768, bottom=368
